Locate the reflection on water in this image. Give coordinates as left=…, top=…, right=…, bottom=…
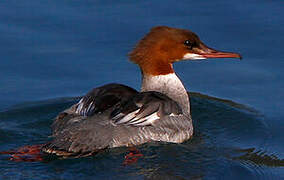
left=0, top=93, right=282, bottom=179
left=190, top=92, right=259, bottom=114
left=232, top=148, right=284, bottom=167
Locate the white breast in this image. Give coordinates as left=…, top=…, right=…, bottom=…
left=141, top=73, right=190, bottom=115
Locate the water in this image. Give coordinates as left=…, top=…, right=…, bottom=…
left=0, top=0, right=283, bottom=179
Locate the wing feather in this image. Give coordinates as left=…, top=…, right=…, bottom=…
left=74, top=83, right=138, bottom=116
left=110, top=91, right=182, bottom=126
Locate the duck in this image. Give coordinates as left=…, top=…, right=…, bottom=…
left=41, top=26, right=241, bottom=157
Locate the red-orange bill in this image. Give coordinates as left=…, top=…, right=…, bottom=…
left=201, top=51, right=242, bottom=59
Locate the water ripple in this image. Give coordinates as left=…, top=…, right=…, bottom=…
left=0, top=93, right=282, bottom=179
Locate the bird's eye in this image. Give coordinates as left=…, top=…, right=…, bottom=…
left=184, top=40, right=193, bottom=48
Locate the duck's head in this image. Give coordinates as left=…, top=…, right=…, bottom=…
left=129, top=26, right=241, bottom=75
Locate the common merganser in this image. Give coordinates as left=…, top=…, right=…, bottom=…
left=41, top=26, right=241, bottom=157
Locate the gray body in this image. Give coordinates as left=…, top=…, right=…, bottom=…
left=42, top=73, right=193, bottom=157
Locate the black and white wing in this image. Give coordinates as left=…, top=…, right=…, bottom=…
left=51, top=83, right=138, bottom=136
left=110, top=91, right=183, bottom=126
left=74, top=83, right=138, bottom=116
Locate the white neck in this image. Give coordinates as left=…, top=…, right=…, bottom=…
left=141, top=73, right=190, bottom=115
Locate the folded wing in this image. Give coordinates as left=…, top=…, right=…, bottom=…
left=75, top=83, right=138, bottom=116
left=111, top=91, right=183, bottom=126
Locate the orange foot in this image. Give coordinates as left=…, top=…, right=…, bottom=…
left=0, top=144, right=45, bottom=162
left=123, top=147, right=143, bottom=166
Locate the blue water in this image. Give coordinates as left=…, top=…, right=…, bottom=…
left=0, top=0, right=283, bottom=179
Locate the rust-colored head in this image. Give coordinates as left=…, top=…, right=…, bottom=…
left=129, top=26, right=241, bottom=76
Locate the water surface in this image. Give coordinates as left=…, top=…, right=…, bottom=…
left=0, top=0, right=283, bottom=179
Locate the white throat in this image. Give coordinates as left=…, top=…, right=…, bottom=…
left=141, top=73, right=190, bottom=115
